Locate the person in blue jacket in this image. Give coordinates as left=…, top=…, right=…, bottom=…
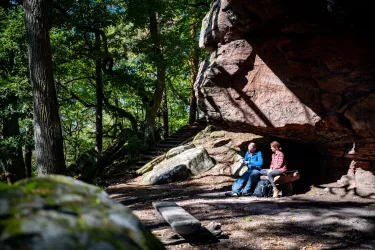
left=225, top=142, right=263, bottom=197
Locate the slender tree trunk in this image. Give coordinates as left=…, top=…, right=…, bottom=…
left=24, top=144, right=33, bottom=178
left=162, top=69, right=168, bottom=138
left=144, top=12, right=166, bottom=145
left=189, top=24, right=199, bottom=125
left=2, top=97, right=26, bottom=181
left=23, top=0, right=66, bottom=175
left=95, top=31, right=103, bottom=154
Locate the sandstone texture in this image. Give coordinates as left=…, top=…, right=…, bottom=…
left=195, top=0, right=375, bottom=181
left=0, top=175, right=164, bottom=250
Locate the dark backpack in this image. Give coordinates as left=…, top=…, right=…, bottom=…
left=253, top=179, right=273, bottom=197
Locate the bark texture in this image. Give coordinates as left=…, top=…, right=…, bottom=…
left=24, top=0, right=66, bottom=175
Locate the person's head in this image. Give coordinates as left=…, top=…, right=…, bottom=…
left=248, top=142, right=256, bottom=153
left=270, top=141, right=281, bottom=153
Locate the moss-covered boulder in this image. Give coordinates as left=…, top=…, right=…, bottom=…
left=136, top=155, right=166, bottom=175
left=165, top=144, right=195, bottom=159
left=0, top=175, right=164, bottom=250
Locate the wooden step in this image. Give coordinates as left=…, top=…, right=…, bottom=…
left=153, top=201, right=201, bottom=235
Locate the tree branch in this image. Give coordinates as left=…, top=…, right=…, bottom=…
left=102, top=95, right=138, bottom=133
left=57, top=82, right=96, bottom=108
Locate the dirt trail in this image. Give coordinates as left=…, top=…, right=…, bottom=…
left=106, top=175, right=375, bottom=250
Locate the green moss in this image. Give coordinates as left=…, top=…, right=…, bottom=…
left=2, top=217, right=22, bottom=236
left=226, top=149, right=237, bottom=160
left=136, top=155, right=165, bottom=175
left=231, top=146, right=241, bottom=152
left=0, top=183, right=11, bottom=191
left=17, top=179, right=55, bottom=197
left=210, top=131, right=225, bottom=138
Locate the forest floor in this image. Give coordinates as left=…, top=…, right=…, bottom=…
left=106, top=173, right=375, bottom=250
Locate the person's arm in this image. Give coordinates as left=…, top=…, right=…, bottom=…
left=242, top=152, right=249, bottom=165
left=250, top=151, right=263, bottom=169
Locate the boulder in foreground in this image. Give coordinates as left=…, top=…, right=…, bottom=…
left=0, top=175, right=164, bottom=250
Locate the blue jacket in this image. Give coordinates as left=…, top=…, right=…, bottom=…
left=242, top=151, right=263, bottom=171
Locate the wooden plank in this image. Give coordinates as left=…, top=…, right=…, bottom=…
left=153, top=201, right=201, bottom=235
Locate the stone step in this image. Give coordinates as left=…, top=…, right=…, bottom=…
left=136, top=161, right=149, bottom=166
left=176, top=129, right=201, bottom=133
left=168, top=135, right=192, bottom=139
left=149, top=150, right=165, bottom=155
left=157, top=145, right=175, bottom=150
left=163, top=140, right=184, bottom=144
left=141, top=153, right=159, bottom=159
left=153, top=201, right=201, bottom=235
left=139, top=156, right=157, bottom=162
left=157, top=142, right=181, bottom=147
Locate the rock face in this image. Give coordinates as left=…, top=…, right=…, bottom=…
left=0, top=175, right=164, bottom=250
left=141, top=147, right=214, bottom=185
left=193, top=125, right=261, bottom=176
left=195, top=0, right=375, bottom=181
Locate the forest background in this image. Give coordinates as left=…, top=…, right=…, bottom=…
left=0, top=0, right=210, bottom=182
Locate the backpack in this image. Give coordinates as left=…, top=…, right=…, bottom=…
left=253, top=179, right=273, bottom=197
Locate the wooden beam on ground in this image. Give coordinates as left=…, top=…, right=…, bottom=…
left=153, top=201, right=201, bottom=235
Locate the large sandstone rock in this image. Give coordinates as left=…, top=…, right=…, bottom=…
left=166, top=144, right=195, bottom=159
left=193, top=126, right=262, bottom=176
left=0, top=175, right=164, bottom=250
left=195, top=0, right=375, bottom=179
left=136, top=154, right=166, bottom=175
left=141, top=147, right=214, bottom=185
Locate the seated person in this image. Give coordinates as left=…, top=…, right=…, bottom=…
left=225, top=142, right=263, bottom=197
left=261, top=141, right=287, bottom=198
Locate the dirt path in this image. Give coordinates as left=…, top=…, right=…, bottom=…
left=106, top=175, right=375, bottom=250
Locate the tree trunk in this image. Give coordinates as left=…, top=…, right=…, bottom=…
left=144, top=12, right=166, bottom=145
left=23, top=0, right=66, bottom=175
left=189, top=24, right=199, bottom=125
left=162, top=70, right=168, bottom=138
left=2, top=96, right=26, bottom=181
left=24, top=144, right=33, bottom=178
left=95, top=31, right=103, bottom=154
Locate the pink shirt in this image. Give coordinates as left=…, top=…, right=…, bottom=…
left=270, top=150, right=287, bottom=173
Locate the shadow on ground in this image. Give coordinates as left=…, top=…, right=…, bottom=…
left=106, top=175, right=375, bottom=249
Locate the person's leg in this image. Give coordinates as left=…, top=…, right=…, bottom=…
left=242, top=169, right=261, bottom=194
left=232, top=170, right=251, bottom=193
left=267, top=170, right=283, bottom=197
left=260, top=169, right=268, bottom=176
left=267, top=170, right=283, bottom=188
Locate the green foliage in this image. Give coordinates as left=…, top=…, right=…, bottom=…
left=0, top=5, right=34, bottom=175
left=1, top=0, right=210, bottom=177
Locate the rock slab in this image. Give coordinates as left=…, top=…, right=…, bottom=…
left=141, top=146, right=214, bottom=185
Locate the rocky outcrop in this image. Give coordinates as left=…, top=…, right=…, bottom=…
left=0, top=175, right=164, bottom=250
left=195, top=0, right=375, bottom=181
left=193, top=125, right=261, bottom=176
left=141, top=146, right=214, bottom=185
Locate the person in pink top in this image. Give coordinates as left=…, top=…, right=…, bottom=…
left=261, top=141, right=287, bottom=197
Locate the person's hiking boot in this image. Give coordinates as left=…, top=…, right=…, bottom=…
left=273, top=188, right=280, bottom=198
left=225, top=191, right=240, bottom=197
left=242, top=192, right=253, bottom=196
